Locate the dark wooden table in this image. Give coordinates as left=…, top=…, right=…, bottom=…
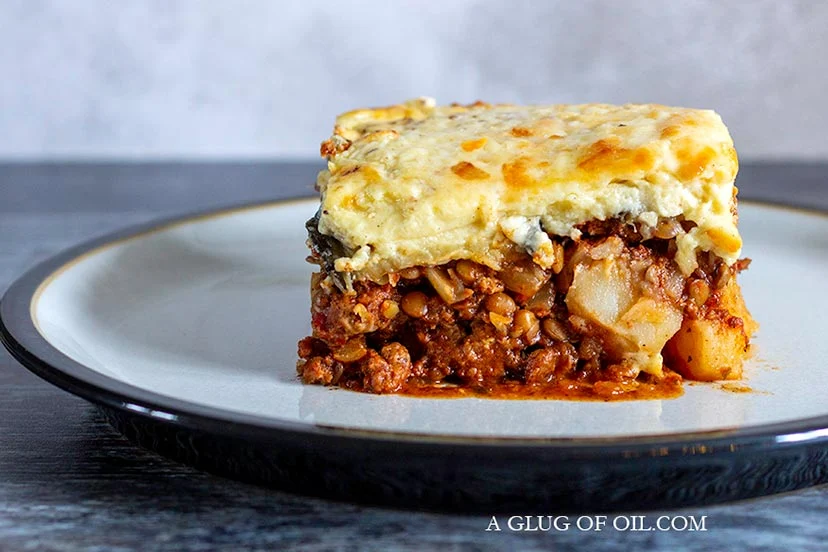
left=1, top=162, right=827, bottom=551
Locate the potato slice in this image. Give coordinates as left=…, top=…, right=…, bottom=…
left=664, top=279, right=755, bottom=381
left=664, top=317, right=747, bottom=380
left=565, top=246, right=683, bottom=376
left=566, top=258, right=635, bottom=328
left=720, top=278, right=759, bottom=336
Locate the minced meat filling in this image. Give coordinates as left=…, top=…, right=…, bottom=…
left=297, top=225, right=744, bottom=397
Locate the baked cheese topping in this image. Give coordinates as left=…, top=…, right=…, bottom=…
left=316, top=98, right=740, bottom=281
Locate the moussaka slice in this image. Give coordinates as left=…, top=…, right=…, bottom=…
left=297, top=98, right=757, bottom=399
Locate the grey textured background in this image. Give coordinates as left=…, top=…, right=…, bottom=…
left=2, top=0, right=827, bottom=160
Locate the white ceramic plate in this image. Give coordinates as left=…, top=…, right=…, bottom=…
left=25, top=199, right=828, bottom=438
left=3, top=198, right=828, bottom=511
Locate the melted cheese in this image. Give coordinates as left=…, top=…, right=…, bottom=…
left=315, top=98, right=740, bottom=281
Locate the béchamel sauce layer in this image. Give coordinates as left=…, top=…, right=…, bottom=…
left=315, top=98, right=740, bottom=282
